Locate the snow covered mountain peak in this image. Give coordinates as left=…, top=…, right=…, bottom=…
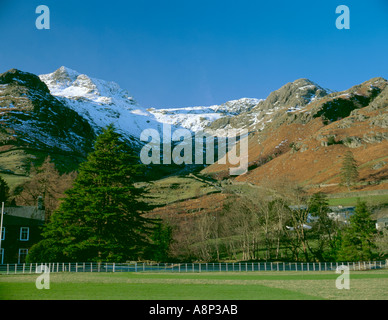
left=39, top=67, right=159, bottom=139
left=38, top=67, right=266, bottom=139
left=39, top=66, right=138, bottom=107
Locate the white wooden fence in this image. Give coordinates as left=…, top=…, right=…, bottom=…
left=0, top=260, right=386, bottom=274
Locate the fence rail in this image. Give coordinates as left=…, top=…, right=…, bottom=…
left=0, top=260, right=387, bottom=274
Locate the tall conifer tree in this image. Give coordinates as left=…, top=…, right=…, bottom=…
left=29, top=125, right=156, bottom=262
left=337, top=201, right=376, bottom=261
left=0, top=176, right=9, bottom=204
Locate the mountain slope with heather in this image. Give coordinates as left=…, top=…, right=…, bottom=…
left=202, top=77, right=388, bottom=194
left=146, top=77, right=388, bottom=239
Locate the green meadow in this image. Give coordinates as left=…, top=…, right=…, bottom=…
left=1, top=270, right=387, bottom=300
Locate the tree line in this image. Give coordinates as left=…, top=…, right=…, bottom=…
left=166, top=188, right=386, bottom=262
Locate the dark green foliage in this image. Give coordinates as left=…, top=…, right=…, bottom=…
left=146, top=222, right=173, bottom=262
left=29, top=125, right=157, bottom=262
left=308, top=192, right=329, bottom=217
left=307, top=192, right=339, bottom=261
left=26, top=239, right=65, bottom=263
left=337, top=201, right=376, bottom=261
left=314, top=99, right=359, bottom=123
left=0, top=176, right=10, bottom=204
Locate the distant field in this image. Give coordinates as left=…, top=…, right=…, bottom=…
left=0, top=173, right=29, bottom=191
left=1, top=270, right=387, bottom=300
left=327, top=194, right=388, bottom=206
left=138, top=175, right=219, bottom=206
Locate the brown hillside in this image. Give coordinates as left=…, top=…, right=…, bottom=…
left=202, top=77, right=388, bottom=194
left=147, top=193, right=228, bottom=221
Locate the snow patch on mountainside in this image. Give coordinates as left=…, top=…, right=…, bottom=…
left=148, top=98, right=262, bottom=132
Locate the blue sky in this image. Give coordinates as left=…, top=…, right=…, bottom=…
left=0, top=0, right=387, bottom=108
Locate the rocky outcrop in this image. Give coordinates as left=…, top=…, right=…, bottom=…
left=207, top=78, right=330, bottom=131
left=0, top=69, right=96, bottom=154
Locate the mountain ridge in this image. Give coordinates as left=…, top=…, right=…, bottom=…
left=0, top=66, right=386, bottom=195
left=203, top=76, right=388, bottom=194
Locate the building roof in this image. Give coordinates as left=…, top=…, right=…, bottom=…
left=4, top=206, right=45, bottom=221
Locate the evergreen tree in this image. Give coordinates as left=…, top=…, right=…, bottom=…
left=307, top=192, right=335, bottom=261
left=146, top=222, right=173, bottom=262
left=0, top=176, right=9, bottom=205
left=337, top=201, right=376, bottom=261
left=340, top=151, right=359, bottom=191
left=29, top=125, right=157, bottom=262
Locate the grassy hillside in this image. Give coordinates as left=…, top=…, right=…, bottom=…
left=137, top=174, right=221, bottom=207
left=0, top=147, right=86, bottom=193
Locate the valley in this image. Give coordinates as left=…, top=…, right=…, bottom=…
left=0, top=67, right=387, bottom=257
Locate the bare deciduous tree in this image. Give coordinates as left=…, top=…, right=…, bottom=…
left=15, top=156, right=76, bottom=219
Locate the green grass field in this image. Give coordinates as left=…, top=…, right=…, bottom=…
left=1, top=270, right=387, bottom=300
left=327, top=194, right=388, bottom=206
